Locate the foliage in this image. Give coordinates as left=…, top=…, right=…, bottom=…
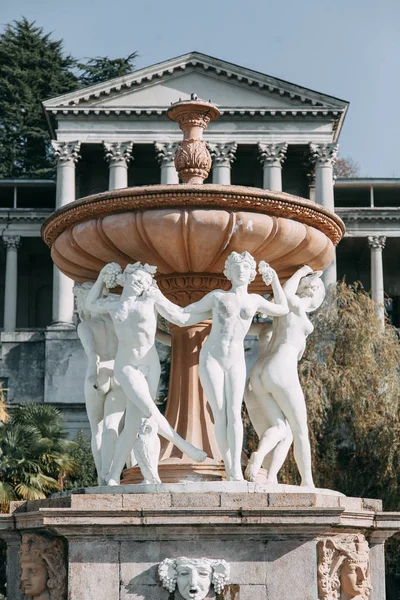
left=0, top=540, right=5, bottom=597
left=334, top=155, right=360, bottom=178
left=0, top=385, right=7, bottom=424
left=64, top=430, right=97, bottom=490
left=0, top=18, right=78, bottom=178
left=0, top=404, right=78, bottom=510
left=77, top=52, right=138, bottom=86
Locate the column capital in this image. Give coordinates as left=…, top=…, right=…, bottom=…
left=3, top=235, right=21, bottom=250
left=368, top=235, right=386, bottom=250
left=155, top=142, right=179, bottom=166
left=258, top=142, right=288, bottom=167
left=51, top=141, right=81, bottom=165
left=103, top=141, right=133, bottom=166
left=209, top=142, right=237, bottom=167
left=309, top=143, right=338, bottom=167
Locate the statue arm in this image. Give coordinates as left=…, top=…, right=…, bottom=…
left=283, top=266, right=314, bottom=306
left=256, top=273, right=289, bottom=317
left=154, top=290, right=213, bottom=326
left=85, top=271, right=117, bottom=315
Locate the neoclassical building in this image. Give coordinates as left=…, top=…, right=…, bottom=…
left=0, top=52, right=398, bottom=434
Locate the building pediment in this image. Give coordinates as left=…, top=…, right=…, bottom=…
left=43, top=52, right=348, bottom=115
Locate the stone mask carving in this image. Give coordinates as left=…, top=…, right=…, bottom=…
left=158, top=557, right=230, bottom=599
left=19, top=534, right=67, bottom=600
left=317, top=534, right=371, bottom=600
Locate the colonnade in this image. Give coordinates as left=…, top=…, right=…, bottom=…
left=1, top=141, right=388, bottom=330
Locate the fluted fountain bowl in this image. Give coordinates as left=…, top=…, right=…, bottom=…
left=42, top=184, right=344, bottom=304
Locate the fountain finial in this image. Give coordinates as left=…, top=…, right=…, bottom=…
left=167, top=96, right=220, bottom=184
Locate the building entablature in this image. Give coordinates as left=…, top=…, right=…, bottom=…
left=0, top=209, right=51, bottom=236
left=336, top=207, right=400, bottom=237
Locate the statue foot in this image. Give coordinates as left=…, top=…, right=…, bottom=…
left=244, top=452, right=262, bottom=482
left=107, top=479, right=120, bottom=487
left=185, top=445, right=208, bottom=463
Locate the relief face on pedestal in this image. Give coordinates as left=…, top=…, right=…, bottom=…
left=317, top=534, right=371, bottom=600
left=19, top=534, right=66, bottom=600
left=158, top=557, right=230, bottom=599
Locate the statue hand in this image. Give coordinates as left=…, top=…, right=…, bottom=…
left=300, top=265, right=313, bottom=276
left=145, top=285, right=162, bottom=301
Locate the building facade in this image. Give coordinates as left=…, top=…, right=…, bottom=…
left=0, top=52, right=398, bottom=434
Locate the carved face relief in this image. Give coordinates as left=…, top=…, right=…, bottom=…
left=20, top=560, right=48, bottom=597
left=176, top=561, right=213, bottom=600
left=125, top=270, right=153, bottom=295
left=340, top=559, right=369, bottom=598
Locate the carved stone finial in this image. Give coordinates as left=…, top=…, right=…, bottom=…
left=103, top=141, right=133, bottom=166
left=19, top=533, right=67, bottom=600
left=317, top=534, right=371, bottom=600
left=3, top=235, right=21, bottom=250
left=368, top=235, right=386, bottom=250
left=209, top=142, right=238, bottom=167
left=258, top=142, right=288, bottom=167
left=309, top=143, right=339, bottom=167
left=51, top=140, right=81, bottom=165
left=158, top=557, right=230, bottom=599
left=167, top=98, right=220, bottom=184
left=154, top=142, right=179, bottom=166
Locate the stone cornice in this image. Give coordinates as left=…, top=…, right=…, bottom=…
left=43, top=52, right=348, bottom=111
left=335, top=208, right=400, bottom=222
left=0, top=209, right=51, bottom=223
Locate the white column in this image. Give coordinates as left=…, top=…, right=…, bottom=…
left=155, top=142, right=179, bottom=183
left=258, top=142, right=288, bottom=191
left=368, top=236, right=386, bottom=326
left=103, top=142, right=133, bottom=190
left=51, top=141, right=81, bottom=328
left=310, top=143, right=339, bottom=289
left=3, top=236, right=21, bottom=331
left=209, top=143, right=237, bottom=184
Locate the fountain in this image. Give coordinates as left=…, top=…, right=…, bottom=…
left=42, top=97, right=344, bottom=484
left=2, top=96, right=397, bottom=600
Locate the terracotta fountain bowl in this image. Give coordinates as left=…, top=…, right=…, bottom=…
left=42, top=184, right=344, bottom=304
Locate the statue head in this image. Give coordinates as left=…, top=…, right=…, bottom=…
left=158, top=557, right=230, bottom=599
left=318, top=534, right=371, bottom=600
left=224, top=251, right=257, bottom=286
left=117, top=262, right=157, bottom=295
left=73, top=281, right=93, bottom=320
left=297, top=271, right=325, bottom=312
left=19, top=534, right=66, bottom=600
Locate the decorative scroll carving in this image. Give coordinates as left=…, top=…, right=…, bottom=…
left=317, top=534, right=371, bottom=600
left=209, top=142, right=238, bottom=167
left=310, top=143, right=339, bottom=167
left=19, top=533, right=67, bottom=600
left=158, top=557, right=230, bottom=599
left=175, top=139, right=211, bottom=183
left=42, top=185, right=345, bottom=248
left=367, top=235, right=386, bottom=250
left=258, top=142, right=288, bottom=167
left=3, top=236, right=21, bottom=250
left=51, top=141, right=81, bottom=165
left=155, top=142, right=179, bottom=166
left=103, top=141, right=133, bottom=166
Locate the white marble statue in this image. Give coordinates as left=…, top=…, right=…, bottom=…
left=158, top=557, right=230, bottom=599
left=133, top=416, right=161, bottom=484
left=85, top=262, right=207, bottom=486
left=150, top=252, right=289, bottom=481
left=244, top=265, right=325, bottom=487
left=75, top=282, right=128, bottom=485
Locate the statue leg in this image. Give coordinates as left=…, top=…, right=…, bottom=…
left=263, top=421, right=294, bottom=483
left=107, top=400, right=142, bottom=485
left=225, top=363, right=247, bottom=481
left=101, top=384, right=127, bottom=482
left=245, top=392, right=287, bottom=482
left=118, top=366, right=207, bottom=463
left=272, top=385, right=314, bottom=487
left=198, top=355, right=231, bottom=477
left=84, top=380, right=106, bottom=485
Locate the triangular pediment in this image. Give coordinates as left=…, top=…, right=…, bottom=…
left=43, top=52, right=348, bottom=113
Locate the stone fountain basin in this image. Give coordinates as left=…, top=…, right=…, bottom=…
left=42, top=184, right=344, bottom=302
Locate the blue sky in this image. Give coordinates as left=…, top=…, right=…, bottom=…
left=2, top=0, right=399, bottom=176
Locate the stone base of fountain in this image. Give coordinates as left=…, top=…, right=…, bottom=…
left=1, top=491, right=397, bottom=600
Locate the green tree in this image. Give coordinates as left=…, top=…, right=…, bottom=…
left=64, top=430, right=97, bottom=490
left=0, top=404, right=77, bottom=510
left=0, top=18, right=78, bottom=178
left=77, top=52, right=138, bottom=86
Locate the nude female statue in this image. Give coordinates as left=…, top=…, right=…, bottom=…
left=75, top=282, right=127, bottom=485
left=152, top=251, right=289, bottom=481
left=244, top=265, right=325, bottom=487
left=85, top=262, right=207, bottom=485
